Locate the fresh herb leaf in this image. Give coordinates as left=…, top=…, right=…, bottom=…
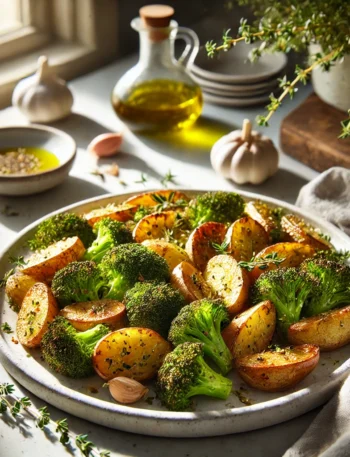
left=238, top=252, right=285, bottom=272
left=36, top=406, right=51, bottom=429
left=90, top=169, right=105, bottom=182
left=8, top=255, right=27, bottom=267
left=134, top=173, right=148, bottom=185
left=76, top=434, right=95, bottom=456
left=0, top=269, right=14, bottom=289
left=161, top=170, right=176, bottom=187
left=56, top=418, right=70, bottom=445
left=1, top=322, right=13, bottom=334
left=0, top=384, right=15, bottom=396
left=211, top=240, right=230, bottom=255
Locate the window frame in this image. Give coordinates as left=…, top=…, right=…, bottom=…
left=0, top=0, right=118, bottom=108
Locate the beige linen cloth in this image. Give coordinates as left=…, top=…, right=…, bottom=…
left=284, top=167, right=350, bottom=457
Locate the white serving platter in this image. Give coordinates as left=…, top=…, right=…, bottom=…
left=0, top=190, right=349, bottom=438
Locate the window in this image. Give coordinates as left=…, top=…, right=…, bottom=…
left=0, top=0, right=118, bottom=108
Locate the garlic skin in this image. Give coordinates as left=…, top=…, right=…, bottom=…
left=12, top=56, right=73, bottom=123
left=211, top=119, right=279, bottom=185
left=88, top=133, right=123, bottom=157
left=108, top=377, right=149, bottom=404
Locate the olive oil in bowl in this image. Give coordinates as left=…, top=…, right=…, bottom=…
left=0, top=147, right=60, bottom=176
left=112, top=79, right=203, bottom=132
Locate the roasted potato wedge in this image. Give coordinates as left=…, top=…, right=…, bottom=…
left=133, top=211, right=177, bottom=243
left=84, top=204, right=137, bottom=227
left=21, top=236, right=85, bottom=282
left=60, top=299, right=126, bottom=331
left=236, top=344, right=320, bottom=392
left=124, top=190, right=189, bottom=207
left=93, top=327, right=171, bottom=381
left=171, top=261, right=214, bottom=303
left=186, top=222, right=227, bottom=272
left=249, top=242, right=315, bottom=282
left=288, top=305, right=350, bottom=351
left=222, top=301, right=276, bottom=360
left=142, top=239, right=190, bottom=271
left=226, top=216, right=269, bottom=262
left=281, top=214, right=332, bottom=250
left=244, top=201, right=283, bottom=242
left=5, top=272, right=39, bottom=309
left=16, top=283, right=59, bottom=348
left=204, top=255, right=249, bottom=316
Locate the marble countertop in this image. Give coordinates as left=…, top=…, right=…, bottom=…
left=0, top=53, right=320, bottom=457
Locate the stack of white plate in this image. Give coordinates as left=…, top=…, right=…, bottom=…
left=190, top=42, right=287, bottom=107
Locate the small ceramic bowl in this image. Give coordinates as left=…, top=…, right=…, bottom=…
left=0, top=125, right=76, bottom=196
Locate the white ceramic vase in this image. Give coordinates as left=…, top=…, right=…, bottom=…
left=309, top=44, right=350, bottom=112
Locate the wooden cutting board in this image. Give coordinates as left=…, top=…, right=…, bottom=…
left=280, top=93, right=350, bottom=171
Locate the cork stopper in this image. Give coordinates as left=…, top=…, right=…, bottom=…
left=139, top=5, right=174, bottom=28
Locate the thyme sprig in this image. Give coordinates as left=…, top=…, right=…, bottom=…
left=151, top=192, right=187, bottom=212
left=161, top=170, right=177, bottom=187
left=8, top=255, right=27, bottom=268
left=0, top=383, right=110, bottom=456
left=206, top=0, right=350, bottom=137
left=211, top=240, right=230, bottom=255
left=0, top=322, right=13, bottom=334
left=238, top=252, right=285, bottom=271
left=134, top=173, right=148, bottom=185
left=0, top=269, right=14, bottom=289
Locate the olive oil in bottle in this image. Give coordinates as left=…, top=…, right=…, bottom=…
left=112, top=79, right=202, bottom=132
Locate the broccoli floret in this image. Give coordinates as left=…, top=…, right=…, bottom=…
left=51, top=261, right=106, bottom=307
left=168, top=299, right=232, bottom=374
left=134, top=206, right=152, bottom=222
left=301, top=259, right=350, bottom=316
left=28, top=213, right=94, bottom=251
left=125, top=282, right=186, bottom=338
left=41, top=316, right=109, bottom=378
left=156, top=342, right=232, bottom=411
left=252, top=268, right=314, bottom=336
left=84, top=218, right=133, bottom=263
left=187, top=191, right=245, bottom=228
left=99, top=243, right=170, bottom=301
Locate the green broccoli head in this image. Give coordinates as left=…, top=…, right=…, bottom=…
left=252, top=267, right=314, bottom=336
left=28, top=213, right=94, bottom=250
left=134, top=206, right=152, bottom=222
left=301, top=259, right=350, bottom=316
left=186, top=191, right=245, bottom=228
left=41, top=316, right=109, bottom=378
left=124, top=282, right=186, bottom=338
left=51, top=261, right=106, bottom=307
left=168, top=299, right=232, bottom=374
left=156, top=342, right=232, bottom=411
left=99, top=243, right=170, bottom=301
left=84, top=218, right=133, bottom=263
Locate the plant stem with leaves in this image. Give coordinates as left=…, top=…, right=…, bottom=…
left=0, top=383, right=110, bottom=457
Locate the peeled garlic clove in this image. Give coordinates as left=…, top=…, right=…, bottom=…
left=108, top=377, right=149, bottom=404
left=88, top=133, right=123, bottom=157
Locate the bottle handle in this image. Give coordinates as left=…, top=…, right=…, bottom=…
left=176, top=27, right=200, bottom=68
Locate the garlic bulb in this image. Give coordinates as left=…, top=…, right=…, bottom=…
left=12, top=56, right=73, bottom=123
left=211, top=119, right=279, bottom=185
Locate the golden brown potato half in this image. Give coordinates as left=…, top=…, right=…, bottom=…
left=288, top=305, right=350, bottom=351
left=142, top=239, right=190, bottom=271
left=20, top=236, right=85, bottom=282
left=93, top=327, right=171, bottom=381
left=281, top=214, right=332, bottom=251
left=5, top=272, right=39, bottom=309
left=204, top=255, right=249, bottom=316
left=226, top=216, right=269, bottom=262
left=83, top=204, right=137, bottom=227
left=244, top=201, right=283, bottom=241
left=249, top=242, right=315, bottom=282
left=236, top=344, right=320, bottom=392
left=133, top=211, right=177, bottom=243
left=185, top=222, right=227, bottom=272
left=124, top=190, right=189, bottom=207
left=171, top=261, right=214, bottom=303
left=16, top=283, right=59, bottom=348
left=60, top=299, right=126, bottom=331
left=222, top=301, right=276, bottom=360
